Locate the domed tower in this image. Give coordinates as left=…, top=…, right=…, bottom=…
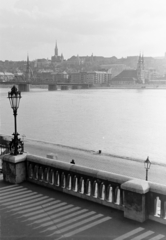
left=137, top=54, right=145, bottom=84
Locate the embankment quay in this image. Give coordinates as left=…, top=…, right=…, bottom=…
left=24, top=139, right=166, bottom=185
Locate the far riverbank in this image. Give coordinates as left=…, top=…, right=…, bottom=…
left=1, top=84, right=166, bottom=90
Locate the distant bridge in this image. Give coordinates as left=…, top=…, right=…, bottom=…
left=0, top=80, right=90, bottom=92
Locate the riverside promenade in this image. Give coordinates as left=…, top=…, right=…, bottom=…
left=25, top=139, right=166, bottom=185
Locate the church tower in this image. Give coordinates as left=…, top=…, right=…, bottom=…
left=137, top=54, right=145, bottom=84
left=25, top=54, right=31, bottom=81
left=55, top=41, right=58, bottom=58
left=51, top=40, right=64, bottom=63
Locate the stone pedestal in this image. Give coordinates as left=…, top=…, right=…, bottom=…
left=2, top=153, right=27, bottom=184
left=121, top=179, right=150, bottom=222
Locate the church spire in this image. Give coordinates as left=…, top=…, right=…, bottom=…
left=25, top=54, right=30, bottom=81
left=55, top=40, right=58, bottom=57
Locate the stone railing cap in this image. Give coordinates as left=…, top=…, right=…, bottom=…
left=121, top=179, right=150, bottom=194
left=2, top=153, right=27, bottom=164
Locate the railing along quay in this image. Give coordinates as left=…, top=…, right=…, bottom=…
left=27, top=154, right=130, bottom=211
left=2, top=153, right=166, bottom=225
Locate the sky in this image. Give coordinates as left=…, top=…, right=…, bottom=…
left=0, top=0, right=166, bottom=61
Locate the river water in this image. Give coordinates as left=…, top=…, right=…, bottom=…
left=1, top=87, right=166, bottom=164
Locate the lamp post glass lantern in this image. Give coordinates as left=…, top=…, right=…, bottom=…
left=144, top=157, right=151, bottom=181
left=8, top=85, right=24, bottom=155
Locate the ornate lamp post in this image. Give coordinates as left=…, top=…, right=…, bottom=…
left=144, top=157, right=151, bottom=181
left=8, top=85, right=24, bottom=155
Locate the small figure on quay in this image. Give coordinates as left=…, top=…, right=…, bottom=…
left=70, top=159, right=75, bottom=164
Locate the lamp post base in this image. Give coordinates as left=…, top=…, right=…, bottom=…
left=2, top=153, right=27, bottom=184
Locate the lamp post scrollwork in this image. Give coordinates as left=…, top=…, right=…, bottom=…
left=8, top=85, right=24, bottom=155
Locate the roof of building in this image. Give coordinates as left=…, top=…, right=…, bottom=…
left=111, top=69, right=137, bottom=81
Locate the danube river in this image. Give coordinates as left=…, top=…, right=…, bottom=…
left=1, top=87, right=166, bottom=164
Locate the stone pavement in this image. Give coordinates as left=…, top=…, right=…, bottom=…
left=0, top=174, right=166, bottom=240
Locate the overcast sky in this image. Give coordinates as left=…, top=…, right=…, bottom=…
left=1, top=0, right=166, bottom=61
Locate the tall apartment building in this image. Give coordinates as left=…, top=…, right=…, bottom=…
left=70, top=71, right=112, bottom=85
left=86, top=71, right=111, bottom=85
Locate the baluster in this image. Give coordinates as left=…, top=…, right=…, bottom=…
left=115, top=186, right=121, bottom=205
left=44, top=168, right=48, bottom=182
left=67, top=174, right=71, bottom=190
left=61, top=172, right=66, bottom=188
left=39, top=167, right=43, bottom=181
left=34, top=165, right=38, bottom=180
left=55, top=171, right=60, bottom=186
left=154, top=196, right=157, bottom=216
left=93, top=181, right=98, bottom=198
left=61, top=172, right=64, bottom=188
left=154, top=196, right=161, bottom=217
left=46, top=168, right=49, bottom=182
left=36, top=165, right=39, bottom=180
left=107, top=184, right=113, bottom=202
left=100, top=183, right=105, bottom=200
left=73, top=175, right=78, bottom=192
left=86, top=179, right=91, bottom=196
left=80, top=177, right=84, bottom=194
left=50, top=169, right=54, bottom=185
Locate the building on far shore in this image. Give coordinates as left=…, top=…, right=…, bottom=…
left=110, top=55, right=145, bottom=85
left=110, top=69, right=137, bottom=85
left=51, top=41, right=64, bottom=63
left=0, top=72, right=14, bottom=82
left=99, top=64, right=127, bottom=78
left=70, top=71, right=112, bottom=86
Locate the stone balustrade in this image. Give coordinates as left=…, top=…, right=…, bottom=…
left=2, top=153, right=166, bottom=225
left=26, top=154, right=131, bottom=211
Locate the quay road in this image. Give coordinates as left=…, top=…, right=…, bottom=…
left=25, top=139, right=166, bottom=185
